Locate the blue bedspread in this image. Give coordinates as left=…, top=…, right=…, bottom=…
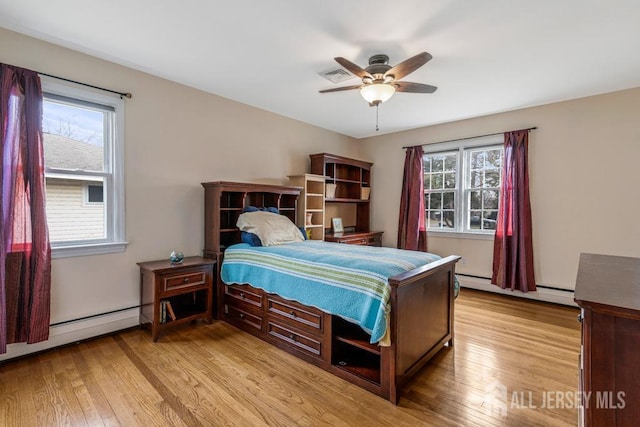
left=221, top=240, right=456, bottom=344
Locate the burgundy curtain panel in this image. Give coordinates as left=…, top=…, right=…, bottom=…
left=0, top=63, right=51, bottom=354
left=492, top=130, right=535, bottom=292
left=397, top=145, right=427, bottom=252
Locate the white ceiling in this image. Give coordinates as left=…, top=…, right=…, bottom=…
left=1, top=0, right=640, bottom=139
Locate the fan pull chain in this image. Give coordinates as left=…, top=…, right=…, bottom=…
left=376, top=104, right=379, bottom=132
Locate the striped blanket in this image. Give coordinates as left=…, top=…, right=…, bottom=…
left=221, top=241, right=453, bottom=344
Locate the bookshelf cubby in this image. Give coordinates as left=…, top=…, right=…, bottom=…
left=288, top=174, right=326, bottom=240
left=309, top=153, right=382, bottom=246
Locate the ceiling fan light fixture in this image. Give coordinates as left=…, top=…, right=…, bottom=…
left=360, top=83, right=395, bottom=106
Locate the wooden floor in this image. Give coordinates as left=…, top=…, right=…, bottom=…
left=0, top=289, right=581, bottom=426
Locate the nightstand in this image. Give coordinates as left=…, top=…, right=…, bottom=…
left=138, top=256, right=216, bottom=341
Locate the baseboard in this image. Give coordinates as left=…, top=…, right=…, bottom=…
left=459, top=275, right=577, bottom=307
left=0, top=307, right=139, bottom=362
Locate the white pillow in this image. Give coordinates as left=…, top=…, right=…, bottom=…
left=236, top=211, right=304, bottom=246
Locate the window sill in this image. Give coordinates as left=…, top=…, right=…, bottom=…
left=51, top=241, right=129, bottom=259
left=427, top=230, right=495, bottom=241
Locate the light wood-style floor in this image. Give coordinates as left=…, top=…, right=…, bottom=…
left=0, top=289, right=581, bottom=426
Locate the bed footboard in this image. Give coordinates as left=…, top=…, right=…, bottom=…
left=386, top=255, right=460, bottom=404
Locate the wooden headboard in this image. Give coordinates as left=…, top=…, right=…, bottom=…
left=201, top=181, right=302, bottom=259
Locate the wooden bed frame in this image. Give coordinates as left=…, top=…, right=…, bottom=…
left=202, top=181, right=460, bottom=404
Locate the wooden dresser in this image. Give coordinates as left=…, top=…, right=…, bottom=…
left=574, top=253, right=640, bottom=426
left=325, top=231, right=383, bottom=246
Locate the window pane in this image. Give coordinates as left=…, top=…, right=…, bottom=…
left=423, top=157, right=431, bottom=173
left=431, top=173, right=443, bottom=189
left=430, top=193, right=442, bottom=209
left=470, top=171, right=482, bottom=189
left=469, top=210, right=482, bottom=229
left=427, top=211, right=441, bottom=228
left=46, top=177, right=105, bottom=241
left=483, top=190, right=499, bottom=209
left=443, top=192, right=455, bottom=209
left=442, top=211, right=455, bottom=228
left=486, top=149, right=502, bottom=169
left=470, top=151, right=485, bottom=169
left=483, top=211, right=498, bottom=230
left=423, top=174, right=431, bottom=190
left=432, top=156, right=444, bottom=172
left=444, top=172, right=456, bottom=189
left=444, top=155, right=456, bottom=171
left=43, top=100, right=105, bottom=172
left=469, top=190, right=482, bottom=210
left=484, top=171, right=500, bottom=188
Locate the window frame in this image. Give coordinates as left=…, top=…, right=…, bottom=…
left=42, top=78, right=127, bottom=258
left=423, top=134, right=504, bottom=239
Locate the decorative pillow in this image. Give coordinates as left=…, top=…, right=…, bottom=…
left=241, top=231, right=262, bottom=247
left=243, top=206, right=280, bottom=214
left=236, top=211, right=305, bottom=246
left=298, top=226, right=307, bottom=240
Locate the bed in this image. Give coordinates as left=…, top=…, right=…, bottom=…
left=202, top=181, right=460, bottom=404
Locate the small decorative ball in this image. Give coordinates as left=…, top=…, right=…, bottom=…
left=169, top=250, right=184, bottom=264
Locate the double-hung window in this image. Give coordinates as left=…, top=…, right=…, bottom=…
left=42, top=78, right=126, bottom=257
left=423, top=135, right=504, bottom=236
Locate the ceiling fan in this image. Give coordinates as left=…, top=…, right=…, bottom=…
left=319, top=52, right=437, bottom=106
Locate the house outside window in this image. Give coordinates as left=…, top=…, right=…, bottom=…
left=42, top=78, right=126, bottom=257
left=423, top=135, right=504, bottom=237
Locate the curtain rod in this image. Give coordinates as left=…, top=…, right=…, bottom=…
left=38, top=71, right=132, bottom=99
left=402, top=126, right=537, bottom=149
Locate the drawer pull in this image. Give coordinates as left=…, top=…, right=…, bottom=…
left=183, top=277, right=189, bottom=283
left=289, top=310, right=296, bottom=317
left=239, top=313, right=245, bottom=319
left=240, top=292, right=245, bottom=299
left=577, top=314, right=583, bottom=323
left=289, top=334, right=296, bottom=341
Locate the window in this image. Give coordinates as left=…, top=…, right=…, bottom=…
left=86, top=183, right=104, bottom=204
left=42, top=78, right=126, bottom=257
left=423, top=135, right=504, bottom=236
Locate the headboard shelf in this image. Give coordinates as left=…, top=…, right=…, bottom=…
left=202, top=181, right=302, bottom=258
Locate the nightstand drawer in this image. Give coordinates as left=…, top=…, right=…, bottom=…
left=163, top=271, right=206, bottom=292
left=367, top=234, right=382, bottom=246
left=340, top=237, right=369, bottom=245
left=325, top=231, right=383, bottom=247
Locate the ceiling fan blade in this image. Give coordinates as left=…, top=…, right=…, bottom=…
left=394, top=81, right=438, bottom=93
left=334, top=57, right=372, bottom=79
left=385, top=52, right=432, bottom=80
left=319, top=84, right=362, bottom=93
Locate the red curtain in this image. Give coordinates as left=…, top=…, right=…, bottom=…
left=0, top=64, right=51, bottom=353
left=397, top=145, right=427, bottom=251
left=492, top=130, right=535, bottom=292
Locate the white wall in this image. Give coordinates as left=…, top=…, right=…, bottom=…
left=0, top=27, right=361, bottom=360
left=362, top=87, right=640, bottom=292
